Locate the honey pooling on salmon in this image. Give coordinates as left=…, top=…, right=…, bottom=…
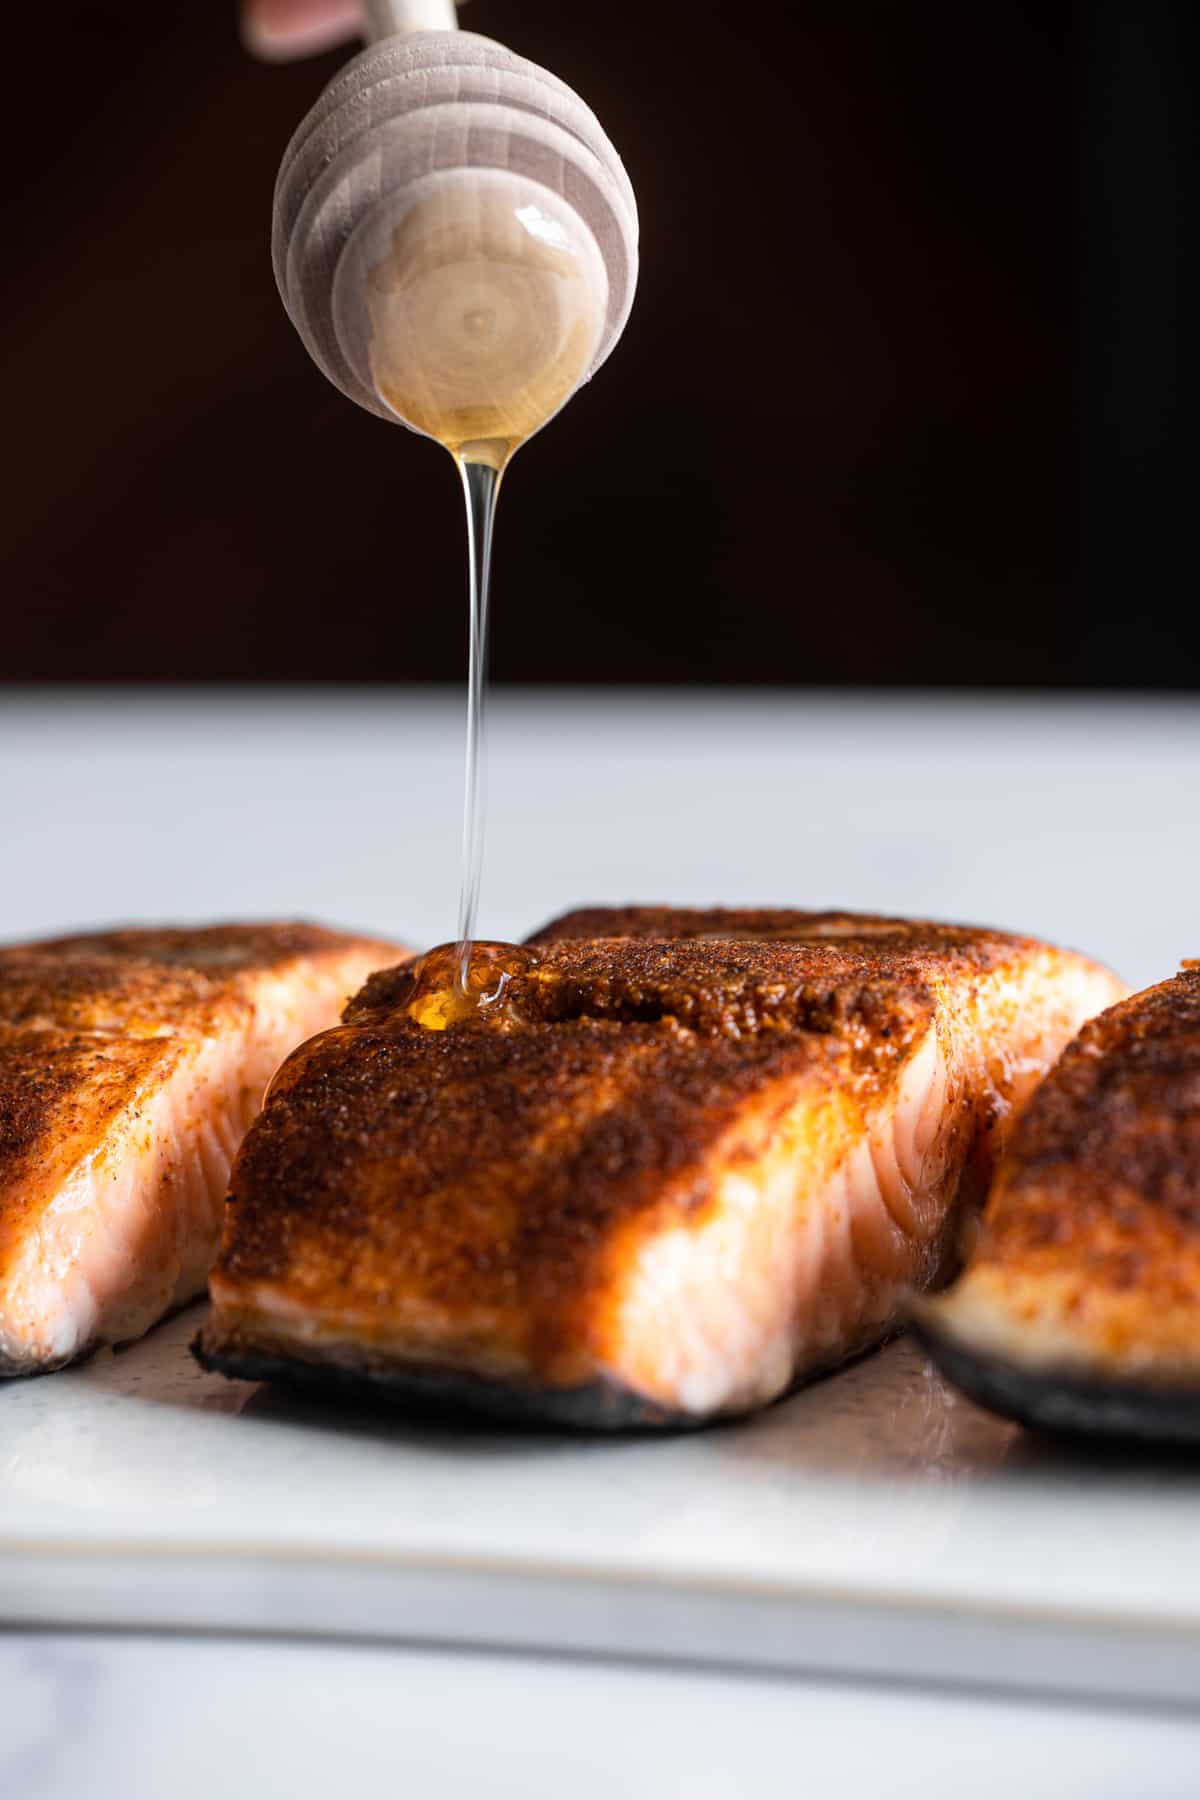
left=406, top=941, right=536, bottom=1031
left=365, top=176, right=609, bottom=992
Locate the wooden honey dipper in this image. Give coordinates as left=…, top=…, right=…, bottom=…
left=273, top=0, right=639, bottom=465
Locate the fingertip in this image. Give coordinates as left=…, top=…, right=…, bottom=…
left=240, top=0, right=361, bottom=62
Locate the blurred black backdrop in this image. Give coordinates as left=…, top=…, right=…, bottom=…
left=2, top=2, right=1194, bottom=684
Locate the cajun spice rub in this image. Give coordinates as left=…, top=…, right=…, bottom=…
left=197, top=908, right=1123, bottom=1426
left=917, top=964, right=1200, bottom=1441
left=0, top=923, right=401, bottom=1375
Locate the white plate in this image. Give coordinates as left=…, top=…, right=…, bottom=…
left=3, top=691, right=1199, bottom=1710
left=3, top=1308, right=1198, bottom=1706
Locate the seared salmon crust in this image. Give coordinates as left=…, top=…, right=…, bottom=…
left=197, top=908, right=1124, bottom=1426
left=917, top=963, right=1200, bottom=1443
left=0, top=923, right=402, bottom=1375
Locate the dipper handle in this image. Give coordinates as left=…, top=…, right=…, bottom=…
left=363, top=0, right=458, bottom=37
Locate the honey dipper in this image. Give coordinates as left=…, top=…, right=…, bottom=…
left=272, top=0, right=639, bottom=460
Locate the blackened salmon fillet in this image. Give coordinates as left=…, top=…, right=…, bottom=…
left=0, top=922, right=402, bottom=1375
left=195, top=907, right=1123, bottom=1426
left=916, top=963, right=1200, bottom=1443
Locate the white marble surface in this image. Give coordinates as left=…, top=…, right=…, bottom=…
left=4, top=1631, right=1200, bottom=1800
left=0, top=686, right=1196, bottom=988
left=2, top=688, right=1199, bottom=1788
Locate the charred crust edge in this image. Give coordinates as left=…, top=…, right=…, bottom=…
left=192, top=1324, right=897, bottom=1432
left=912, top=1316, right=1200, bottom=1448
left=191, top=1329, right=699, bottom=1433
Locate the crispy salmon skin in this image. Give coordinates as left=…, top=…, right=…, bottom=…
left=0, top=922, right=402, bottom=1375
left=196, top=908, right=1124, bottom=1426
left=916, top=964, right=1200, bottom=1442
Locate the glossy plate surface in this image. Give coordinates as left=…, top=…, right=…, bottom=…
left=2, top=1309, right=1198, bottom=1703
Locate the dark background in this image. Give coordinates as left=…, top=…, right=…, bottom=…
left=3, top=2, right=1194, bottom=684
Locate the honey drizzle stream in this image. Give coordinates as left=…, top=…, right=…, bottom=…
left=454, top=448, right=507, bottom=992
left=362, top=182, right=608, bottom=1004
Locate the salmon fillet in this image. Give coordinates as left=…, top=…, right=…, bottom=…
left=196, top=908, right=1123, bottom=1426
left=916, top=964, right=1200, bottom=1442
left=0, top=922, right=402, bottom=1376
